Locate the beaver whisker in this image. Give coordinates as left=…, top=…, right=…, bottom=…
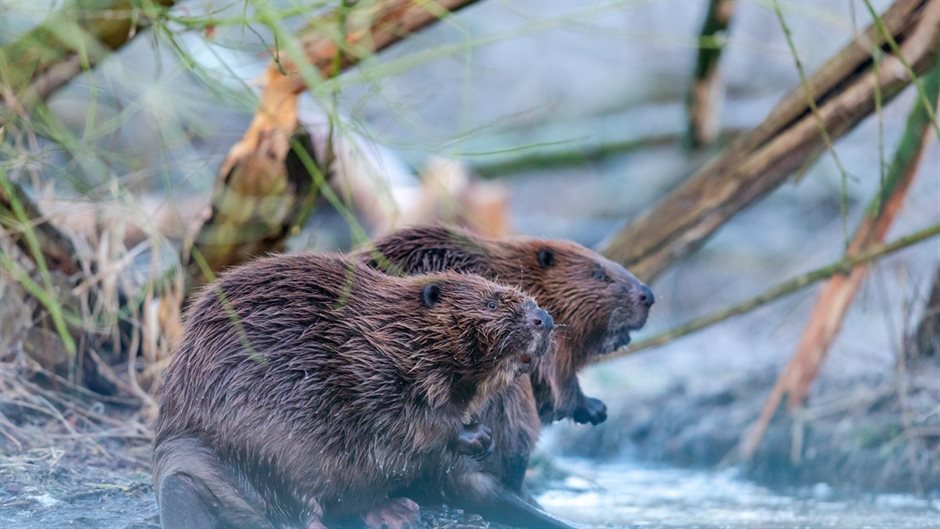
left=496, top=327, right=521, bottom=357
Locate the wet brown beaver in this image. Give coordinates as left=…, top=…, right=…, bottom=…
left=357, top=224, right=652, bottom=527
left=152, top=252, right=553, bottom=529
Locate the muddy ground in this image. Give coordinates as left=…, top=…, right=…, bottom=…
left=0, top=451, right=158, bottom=529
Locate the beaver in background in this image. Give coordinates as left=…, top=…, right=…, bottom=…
left=153, top=252, right=554, bottom=529
left=357, top=224, right=653, bottom=526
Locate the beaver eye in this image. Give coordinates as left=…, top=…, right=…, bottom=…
left=537, top=249, right=555, bottom=268
left=486, top=300, right=498, bottom=310
left=593, top=269, right=607, bottom=282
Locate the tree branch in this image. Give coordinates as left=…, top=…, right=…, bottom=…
left=739, top=57, right=940, bottom=460
left=602, top=222, right=940, bottom=361
left=0, top=0, right=176, bottom=111
left=601, top=0, right=940, bottom=283
left=0, top=176, right=82, bottom=277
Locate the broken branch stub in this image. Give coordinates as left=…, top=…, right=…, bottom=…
left=687, top=0, right=737, bottom=147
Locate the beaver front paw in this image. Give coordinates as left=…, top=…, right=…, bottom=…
left=572, top=396, right=607, bottom=425
left=451, top=422, right=493, bottom=460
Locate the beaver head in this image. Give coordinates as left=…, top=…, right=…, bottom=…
left=358, top=225, right=651, bottom=423
left=407, top=272, right=554, bottom=418
left=361, top=225, right=650, bottom=367
left=493, top=239, right=652, bottom=360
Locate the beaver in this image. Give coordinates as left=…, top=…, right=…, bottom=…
left=152, top=252, right=554, bottom=529
left=357, top=224, right=652, bottom=526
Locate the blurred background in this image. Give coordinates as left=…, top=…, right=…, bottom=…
left=1, top=1, right=938, bottom=528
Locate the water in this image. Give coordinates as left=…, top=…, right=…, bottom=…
left=2, top=456, right=938, bottom=528
left=538, top=458, right=940, bottom=529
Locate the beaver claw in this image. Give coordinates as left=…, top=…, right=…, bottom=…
left=452, top=422, right=493, bottom=459
left=362, top=497, right=421, bottom=529
left=572, top=396, right=607, bottom=425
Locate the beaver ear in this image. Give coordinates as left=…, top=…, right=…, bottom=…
left=537, top=249, right=555, bottom=268
left=421, top=283, right=442, bottom=308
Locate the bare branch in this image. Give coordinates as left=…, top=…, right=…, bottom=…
left=0, top=0, right=177, bottom=110
left=601, top=0, right=940, bottom=283
left=740, top=57, right=940, bottom=460
left=602, top=221, right=940, bottom=361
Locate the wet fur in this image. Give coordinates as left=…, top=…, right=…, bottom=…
left=153, top=252, right=548, bottom=528
left=358, top=225, right=651, bottom=505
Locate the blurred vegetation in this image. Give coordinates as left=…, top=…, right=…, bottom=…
left=0, top=0, right=938, bottom=504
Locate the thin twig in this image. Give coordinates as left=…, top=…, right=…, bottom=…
left=772, top=0, right=854, bottom=249
left=601, top=222, right=940, bottom=361
left=475, top=130, right=741, bottom=177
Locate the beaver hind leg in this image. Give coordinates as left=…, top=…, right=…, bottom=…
left=154, top=437, right=272, bottom=529
left=158, top=473, right=226, bottom=529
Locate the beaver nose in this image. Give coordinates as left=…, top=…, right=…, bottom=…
left=638, top=285, right=655, bottom=308
left=531, top=308, right=554, bottom=332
